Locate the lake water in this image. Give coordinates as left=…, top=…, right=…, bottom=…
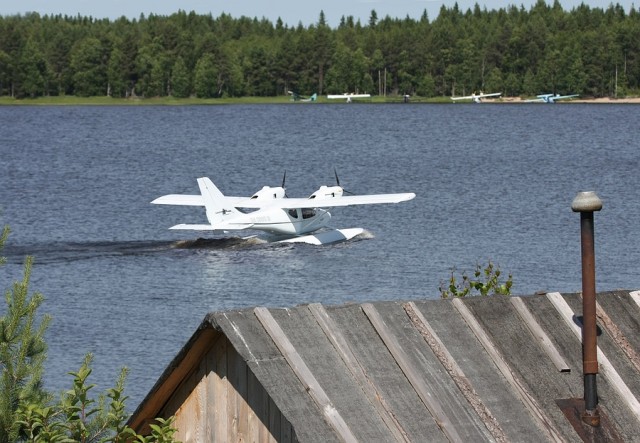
left=0, top=103, right=638, bottom=410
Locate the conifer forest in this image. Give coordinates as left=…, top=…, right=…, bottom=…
left=1, top=0, right=639, bottom=99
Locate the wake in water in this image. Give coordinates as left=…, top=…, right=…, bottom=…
left=2, top=231, right=372, bottom=264
left=173, top=236, right=268, bottom=249
left=2, top=237, right=265, bottom=264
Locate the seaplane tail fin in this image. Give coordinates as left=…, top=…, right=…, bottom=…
left=197, top=177, right=240, bottom=225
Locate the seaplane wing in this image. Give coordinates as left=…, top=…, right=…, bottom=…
left=152, top=190, right=415, bottom=210
left=151, top=194, right=247, bottom=207
left=251, top=193, right=416, bottom=209
left=327, top=93, right=371, bottom=102
left=152, top=176, right=415, bottom=244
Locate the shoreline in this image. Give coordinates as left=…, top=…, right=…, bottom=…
left=494, top=96, right=640, bottom=104
left=1, top=95, right=639, bottom=105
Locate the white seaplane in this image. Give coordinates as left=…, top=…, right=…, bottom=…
left=525, top=93, right=579, bottom=103
left=451, top=91, right=502, bottom=103
left=327, top=93, right=371, bottom=103
left=151, top=175, right=415, bottom=245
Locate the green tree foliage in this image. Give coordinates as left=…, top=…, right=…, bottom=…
left=170, top=56, right=190, bottom=98
left=439, top=260, right=513, bottom=298
left=194, top=53, right=219, bottom=98
left=70, top=37, right=107, bottom=97
left=18, top=38, right=49, bottom=97
left=1, top=4, right=640, bottom=98
left=0, top=228, right=178, bottom=442
left=0, top=227, right=50, bottom=443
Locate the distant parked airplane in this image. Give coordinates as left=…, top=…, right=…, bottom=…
left=327, top=93, right=371, bottom=103
left=525, top=93, right=579, bottom=103
left=451, top=91, right=502, bottom=103
left=288, top=91, right=317, bottom=102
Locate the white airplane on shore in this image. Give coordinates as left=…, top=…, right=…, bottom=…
left=451, top=92, right=502, bottom=103
left=327, top=93, right=371, bottom=103
left=152, top=175, right=415, bottom=245
left=525, top=93, right=579, bottom=103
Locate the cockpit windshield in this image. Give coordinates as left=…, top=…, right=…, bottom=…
left=302, top=208, right=316, bottom=219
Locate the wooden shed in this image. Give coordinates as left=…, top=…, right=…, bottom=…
left=128, top=290, right=640, bottom=442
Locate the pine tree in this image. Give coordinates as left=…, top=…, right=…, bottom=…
left=0, top=227, right=178, bottom=441
left=0, top=226, right=51, bottom=443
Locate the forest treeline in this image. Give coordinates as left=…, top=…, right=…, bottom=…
left=1, top=0, right=639, bottom=99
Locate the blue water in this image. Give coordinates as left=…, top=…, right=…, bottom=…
left=0, top=103, right=638, bottom=409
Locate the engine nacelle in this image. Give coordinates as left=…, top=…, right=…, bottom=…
left=251, top=186, right=286, bottom=200
left=309, top=185, right=343, bottom=199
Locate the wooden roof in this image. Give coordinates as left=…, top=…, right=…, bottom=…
left=129, top=290, right=640, bottom=441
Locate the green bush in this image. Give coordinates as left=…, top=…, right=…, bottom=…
left=439, top=260, right=513, bottom=298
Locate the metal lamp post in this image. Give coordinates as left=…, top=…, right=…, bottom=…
left=571, top=191, right=602, bottom=426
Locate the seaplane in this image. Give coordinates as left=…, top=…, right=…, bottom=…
left=151, top=174, right=415, bottom=245
left=327, top=93, right=371, bottom=103
left=450, top=91, right=502, bottom=103
left=525, top=93, right=579, bottom=103
left=288, top=91, right=317, bottom=102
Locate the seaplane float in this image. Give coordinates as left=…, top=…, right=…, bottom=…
left=152, top=174, right=415, bottom=245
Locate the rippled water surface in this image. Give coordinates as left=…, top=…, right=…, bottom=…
left=0, top=103, right=638, bottom=408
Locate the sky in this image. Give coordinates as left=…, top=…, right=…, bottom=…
left=1, top=0, right=637, bottom=27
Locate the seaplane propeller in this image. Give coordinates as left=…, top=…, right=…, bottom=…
left=334, top=168, right=354, bottom=195
left=281, top=170, right=288, bottom=197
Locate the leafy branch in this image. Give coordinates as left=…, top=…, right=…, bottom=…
left=439, top=260, right=513, bottom=298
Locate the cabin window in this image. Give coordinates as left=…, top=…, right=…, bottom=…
left=302, top=208, right=316, bottom=219
left=288, top=209, right=299, bottom=218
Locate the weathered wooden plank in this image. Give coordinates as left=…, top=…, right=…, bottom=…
left=630, top=290, right=640, bottom=309
left=404, top=301, right=508, bottom=443
left=267, top=397, right=281, bottom=443
left=597, top=291, right=640, bottom=368
left=360, top=302, right=464, bottom=443
left=172, top=370, right=199, bottom=442
left=235, top=347, right=250, bottom=442
left=195, top=352, right=207, bottom=442
left=510, top=297, right=571, bottom=373
left=247, top=368, right=269, bottom=443
left=452, top=298, right=565, bottom=443
left=204, top=342, right=217, bottom=441
left=308, top=303, right=410, bottom=443
left=411, top=299, right=544, bottom=441
left=281, top=410, right=293, bottom=443
left=214, top=337, right=228, bottom=442
left=595, top=299, right=640, bottom=374
left=272, top=305, right=396, bottom=441
left=546, top=292, right=640, bottom=423
left=254, top=306, right=358, bottom=443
